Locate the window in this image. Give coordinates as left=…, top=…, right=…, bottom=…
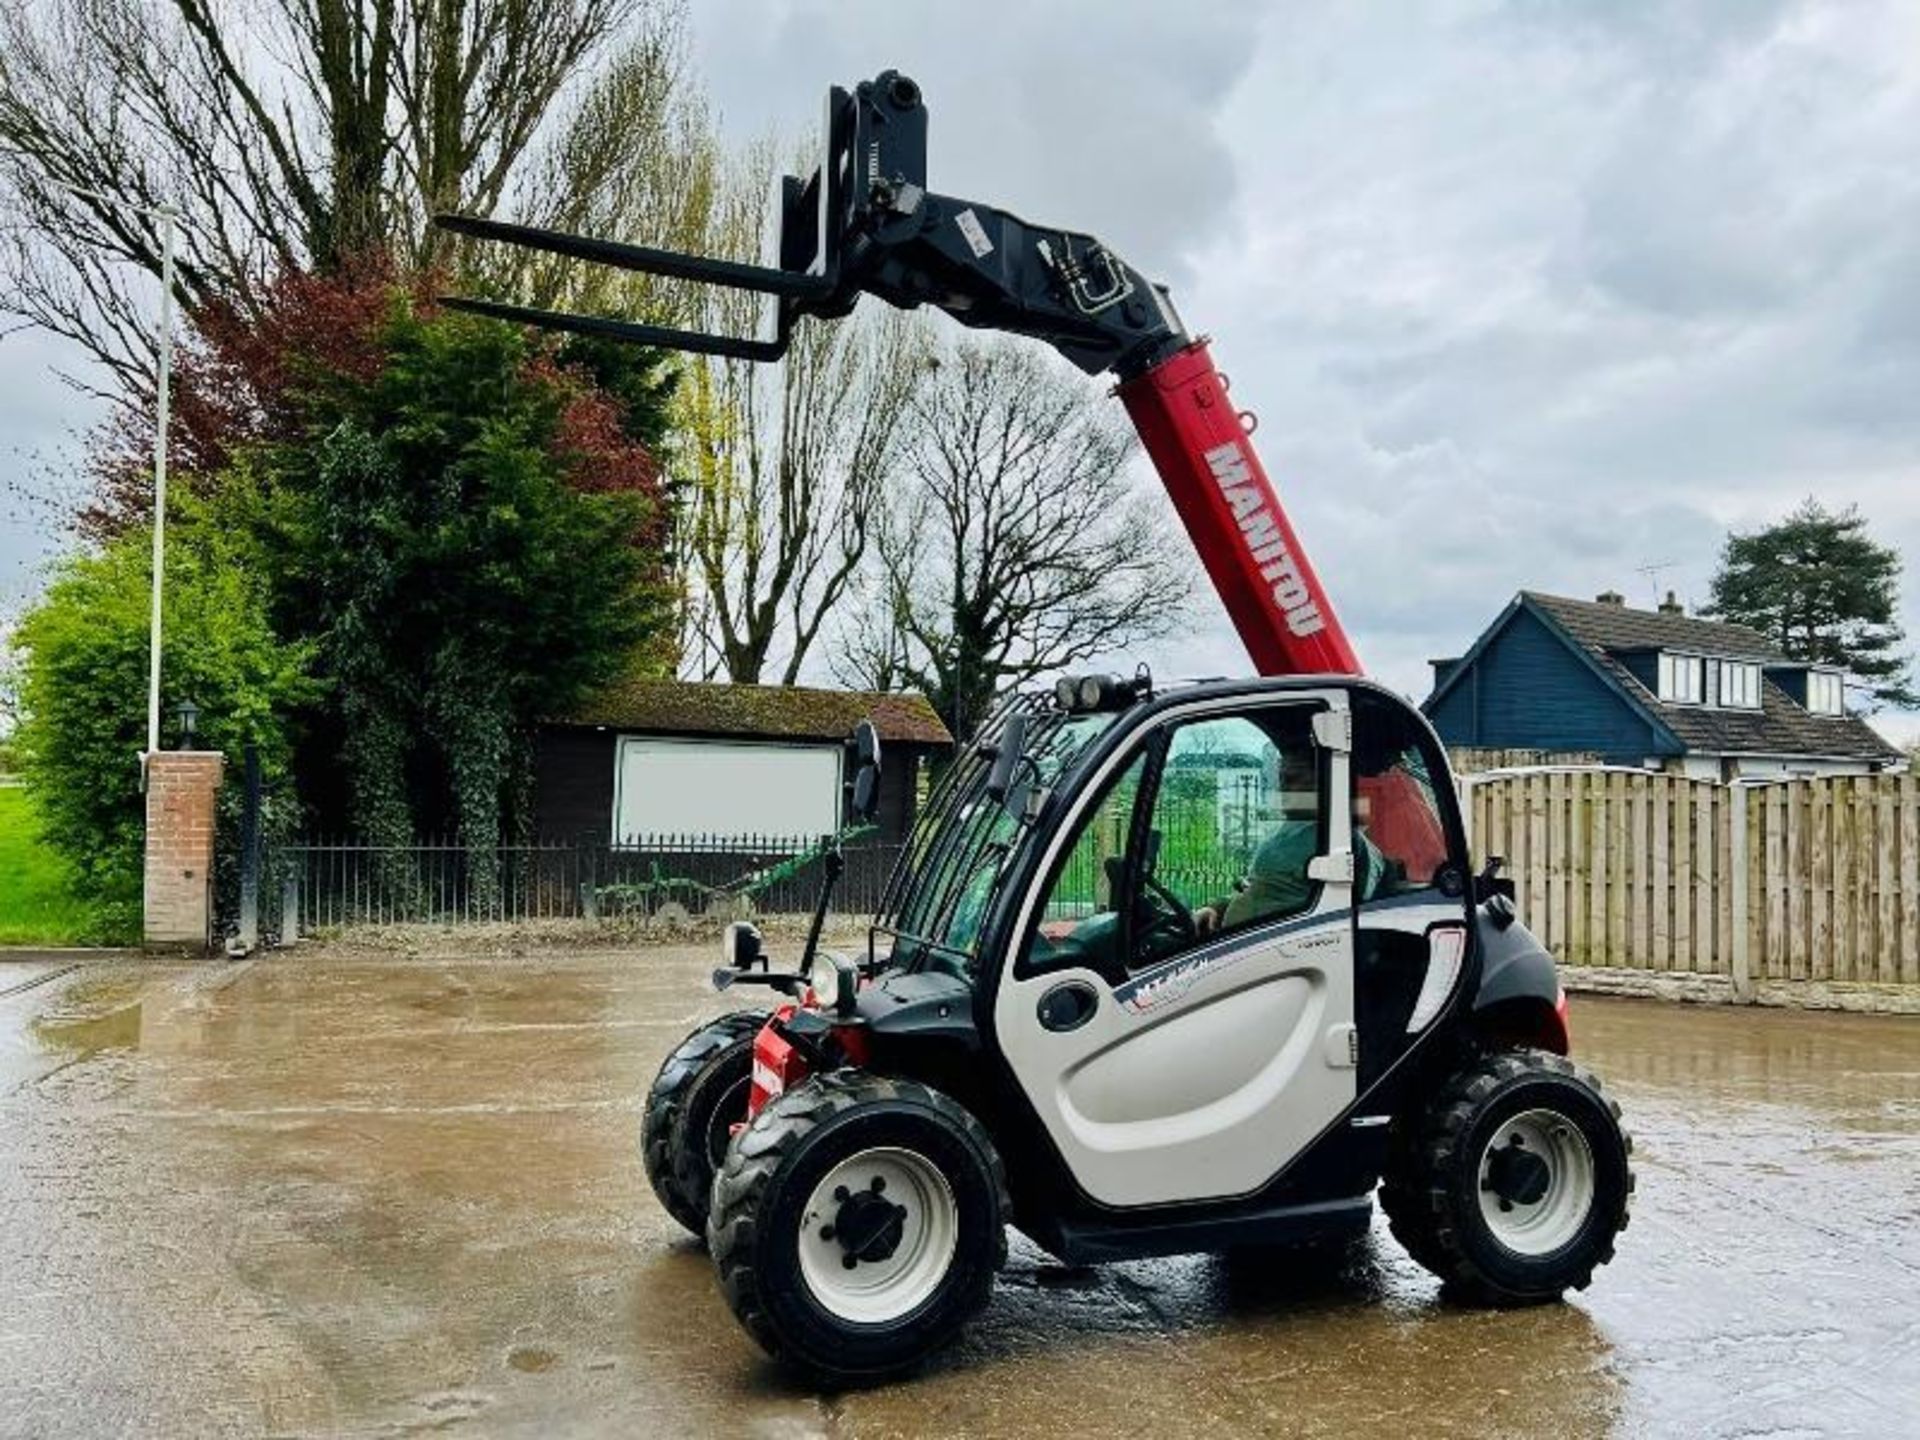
left=1352, top=693, right=1453, bottom=899
left=1807, top=671, right=1845, bottom=716
left=1716, top=660, right=1761, bottom=710
left=1143, top=712, right=1324, bottom=966
left=1024, top=707, right=1323, bottom=980
left=1658, top=652, right=1705, bottom=704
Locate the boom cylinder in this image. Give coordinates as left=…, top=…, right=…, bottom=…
left=1118, top=341, right=1362, bottom=678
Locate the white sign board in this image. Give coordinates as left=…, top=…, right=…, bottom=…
left=613, top=737, right=842, bottom=842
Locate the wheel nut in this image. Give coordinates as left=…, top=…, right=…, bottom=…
left=834, top=1185, right=850, bottom=1202
left=870, top=1176, right=886, bottom=1194
left=820, top=1226, right=835, bottom=1240
left=842, top=1255, right=858, bottom=1270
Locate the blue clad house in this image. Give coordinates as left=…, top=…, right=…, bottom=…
left=1424, top=590, right=1903, bottom=780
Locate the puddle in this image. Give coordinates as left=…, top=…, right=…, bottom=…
left=30, top=975, right=147, bottom=1055
left=507, top=1345, right=559, bottom=1373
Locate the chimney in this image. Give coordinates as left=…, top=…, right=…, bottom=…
left=1659, top=590, right=1684, bottom=616
left=1596, top=589, right=1625, bottom=606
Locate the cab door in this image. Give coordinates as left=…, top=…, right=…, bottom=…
left=992, top=691, right=1359, bottom=1208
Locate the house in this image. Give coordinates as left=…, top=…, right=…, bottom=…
left=533, top=678, right=954, bottom=844
left=1424, top=590, right=1904, bottom=780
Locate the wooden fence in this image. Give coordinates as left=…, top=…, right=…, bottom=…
left=1461, top=770, right=1920, bottom=991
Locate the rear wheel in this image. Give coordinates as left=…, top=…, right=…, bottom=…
left=1383, top=1049, right=1632, bottom=1304
left=708, top=1071, right=1009, bottom=1384
left=641, top=1011, right=767, bottom=1236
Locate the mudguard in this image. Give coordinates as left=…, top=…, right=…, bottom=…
left=1470, top=901, right=1570, bottom=1054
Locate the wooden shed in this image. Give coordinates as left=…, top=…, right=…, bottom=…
left=532, top=679, right=953, bottom=844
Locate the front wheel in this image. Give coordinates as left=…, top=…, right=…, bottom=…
left=708, top=1071, right=1009, bottom=1384
left=641, top=1011, right=767, bottom=1235
left=1382, top=1049, right=1632, bottom=1304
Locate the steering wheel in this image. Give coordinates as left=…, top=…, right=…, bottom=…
left=1136, top=871, right=1197, bottom=947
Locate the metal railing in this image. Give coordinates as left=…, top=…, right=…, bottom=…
left=270, top=833, right=904, bottom=937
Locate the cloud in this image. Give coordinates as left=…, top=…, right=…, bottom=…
left=1150, top=2, right=1920, bottom=717
left=685, top=0, right=1267, bottom=283
left=2, top=2, right=1915, bottom=742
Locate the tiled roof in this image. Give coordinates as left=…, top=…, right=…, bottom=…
left=553, top=679, right=953, bottom=746
left=1524, top=591, right=1785, bottom=661
left=1524, top=593, right=1901, bottom=764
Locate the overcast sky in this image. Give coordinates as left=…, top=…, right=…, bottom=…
left=4, top=1, right=1917, bottom=741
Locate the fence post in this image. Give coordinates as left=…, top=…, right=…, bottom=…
left=280, top=873, right=300, bottom=945
left=236, top=743, right=262, bottom=954
left=1729, top=782, right=1753, bottom=1002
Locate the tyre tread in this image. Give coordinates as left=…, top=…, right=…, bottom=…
left=641, top=1010, right=768, bottom=1234
left=708, top=1070, right=1010, bottom=1375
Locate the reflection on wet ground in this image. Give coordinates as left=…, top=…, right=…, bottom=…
left=0, top=949, right=1914, bottom=1437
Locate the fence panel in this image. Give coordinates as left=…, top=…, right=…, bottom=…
left=1461, top=770, right=1919, bottom=987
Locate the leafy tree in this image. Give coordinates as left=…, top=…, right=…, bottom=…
left=261, top=304, right=672, bottom=901
left=1706, top=499, right=1914, bottom=709
left=10, top=495, right=319, bottom=939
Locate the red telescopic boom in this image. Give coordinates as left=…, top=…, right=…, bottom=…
left=1120, top=341, right=1361, bottom=677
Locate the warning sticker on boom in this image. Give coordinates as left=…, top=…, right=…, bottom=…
left=954, top=208, right=994, bottom=258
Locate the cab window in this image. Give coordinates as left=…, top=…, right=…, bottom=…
left=1351, top=691, right=1452, bottom=901
left=1024, top=706, right=1324, bottom=982
left=1135, top=709, right=1323, bottom=969
left=1025, top=753, right=1149, bottom=980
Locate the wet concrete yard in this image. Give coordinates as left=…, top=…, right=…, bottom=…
left=1, top=947, right=1915, bottom=1437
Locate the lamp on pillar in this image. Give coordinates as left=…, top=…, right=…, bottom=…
left=174, top=699, right=200, bottom=751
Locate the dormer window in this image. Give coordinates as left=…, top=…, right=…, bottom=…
left=1807, top=670, right=1844, bottom=716
left=1716, top=660, right=1761, bottom=709
left=1657, top=652, right=1704, bottom=704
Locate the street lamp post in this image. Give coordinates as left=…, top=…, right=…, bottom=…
left=146, top=206, right=177, bottom=771
left=30, top=180, right=180, bottom=776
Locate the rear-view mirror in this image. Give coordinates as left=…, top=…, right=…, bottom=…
left=849, top=719, right=882, bottom=822
left=984, top=712, right=1027, bottom=807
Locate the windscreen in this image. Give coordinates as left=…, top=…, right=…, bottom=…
left=878, top=694, right=1120, bottom=977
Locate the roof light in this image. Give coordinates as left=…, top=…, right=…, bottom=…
left=1057, top=671, right=1151, bottom=714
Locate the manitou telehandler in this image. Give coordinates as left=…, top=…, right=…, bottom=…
left=440, top=70, right=1632, bottom=1384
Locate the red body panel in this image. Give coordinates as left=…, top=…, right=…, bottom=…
left=1119, top=341, right=1362, bottom=678
left=748, top=1005, right=803, bottom=1118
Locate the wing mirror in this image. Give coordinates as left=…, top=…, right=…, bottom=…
left=984, top=712, right=1028, bottom=806
left=849, top=718, right=882, bottom=822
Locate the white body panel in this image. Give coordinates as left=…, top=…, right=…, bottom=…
left=993, top=691, right=1358, bottom=1208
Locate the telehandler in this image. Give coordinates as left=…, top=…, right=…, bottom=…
left=441, top=70, right=1632, bottom=1384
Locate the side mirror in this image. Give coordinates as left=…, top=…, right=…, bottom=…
left=720, top=920, right=765, bottom=971
left=849, top=718, right=882, bottom=822
left=984, top=712, right=1027, bottom=806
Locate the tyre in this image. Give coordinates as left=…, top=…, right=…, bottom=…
left=708, top=1070, right=1010, bottom=1384
left=1382, top=1049, right=1633, bottom=1304
left=641, top=1010, right=768, bottom=1236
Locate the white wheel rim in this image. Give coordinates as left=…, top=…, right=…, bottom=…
left=1477, top=1108, right=1595, bottom=1257
left=797, top=1146, right=959, bottom=1324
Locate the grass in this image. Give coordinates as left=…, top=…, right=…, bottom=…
left=0, top=784, right=102, bottom=946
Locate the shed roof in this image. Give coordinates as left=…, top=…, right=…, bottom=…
left=553, top=678, right=953, bottom=747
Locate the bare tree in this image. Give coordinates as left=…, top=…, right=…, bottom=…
left=672, top=153, right=931, bottom=684
left=0, top=0, right=706, bottom=392
left=844, top=339, right=1192, bottom=742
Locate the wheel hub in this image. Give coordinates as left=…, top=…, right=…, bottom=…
left=1483, top=1135, right=1552, bottom=1208
left=1475, top=1107, right=1597, bottom=1257
left=823, top=1178, right=908, bottom=1267
left=797, top=1146, right=961, bottom=1324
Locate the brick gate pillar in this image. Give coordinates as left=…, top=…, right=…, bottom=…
left=143, top=750, right=225, bottom=950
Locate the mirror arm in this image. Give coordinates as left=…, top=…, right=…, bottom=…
left=797, top=836, right=848, bottom=980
